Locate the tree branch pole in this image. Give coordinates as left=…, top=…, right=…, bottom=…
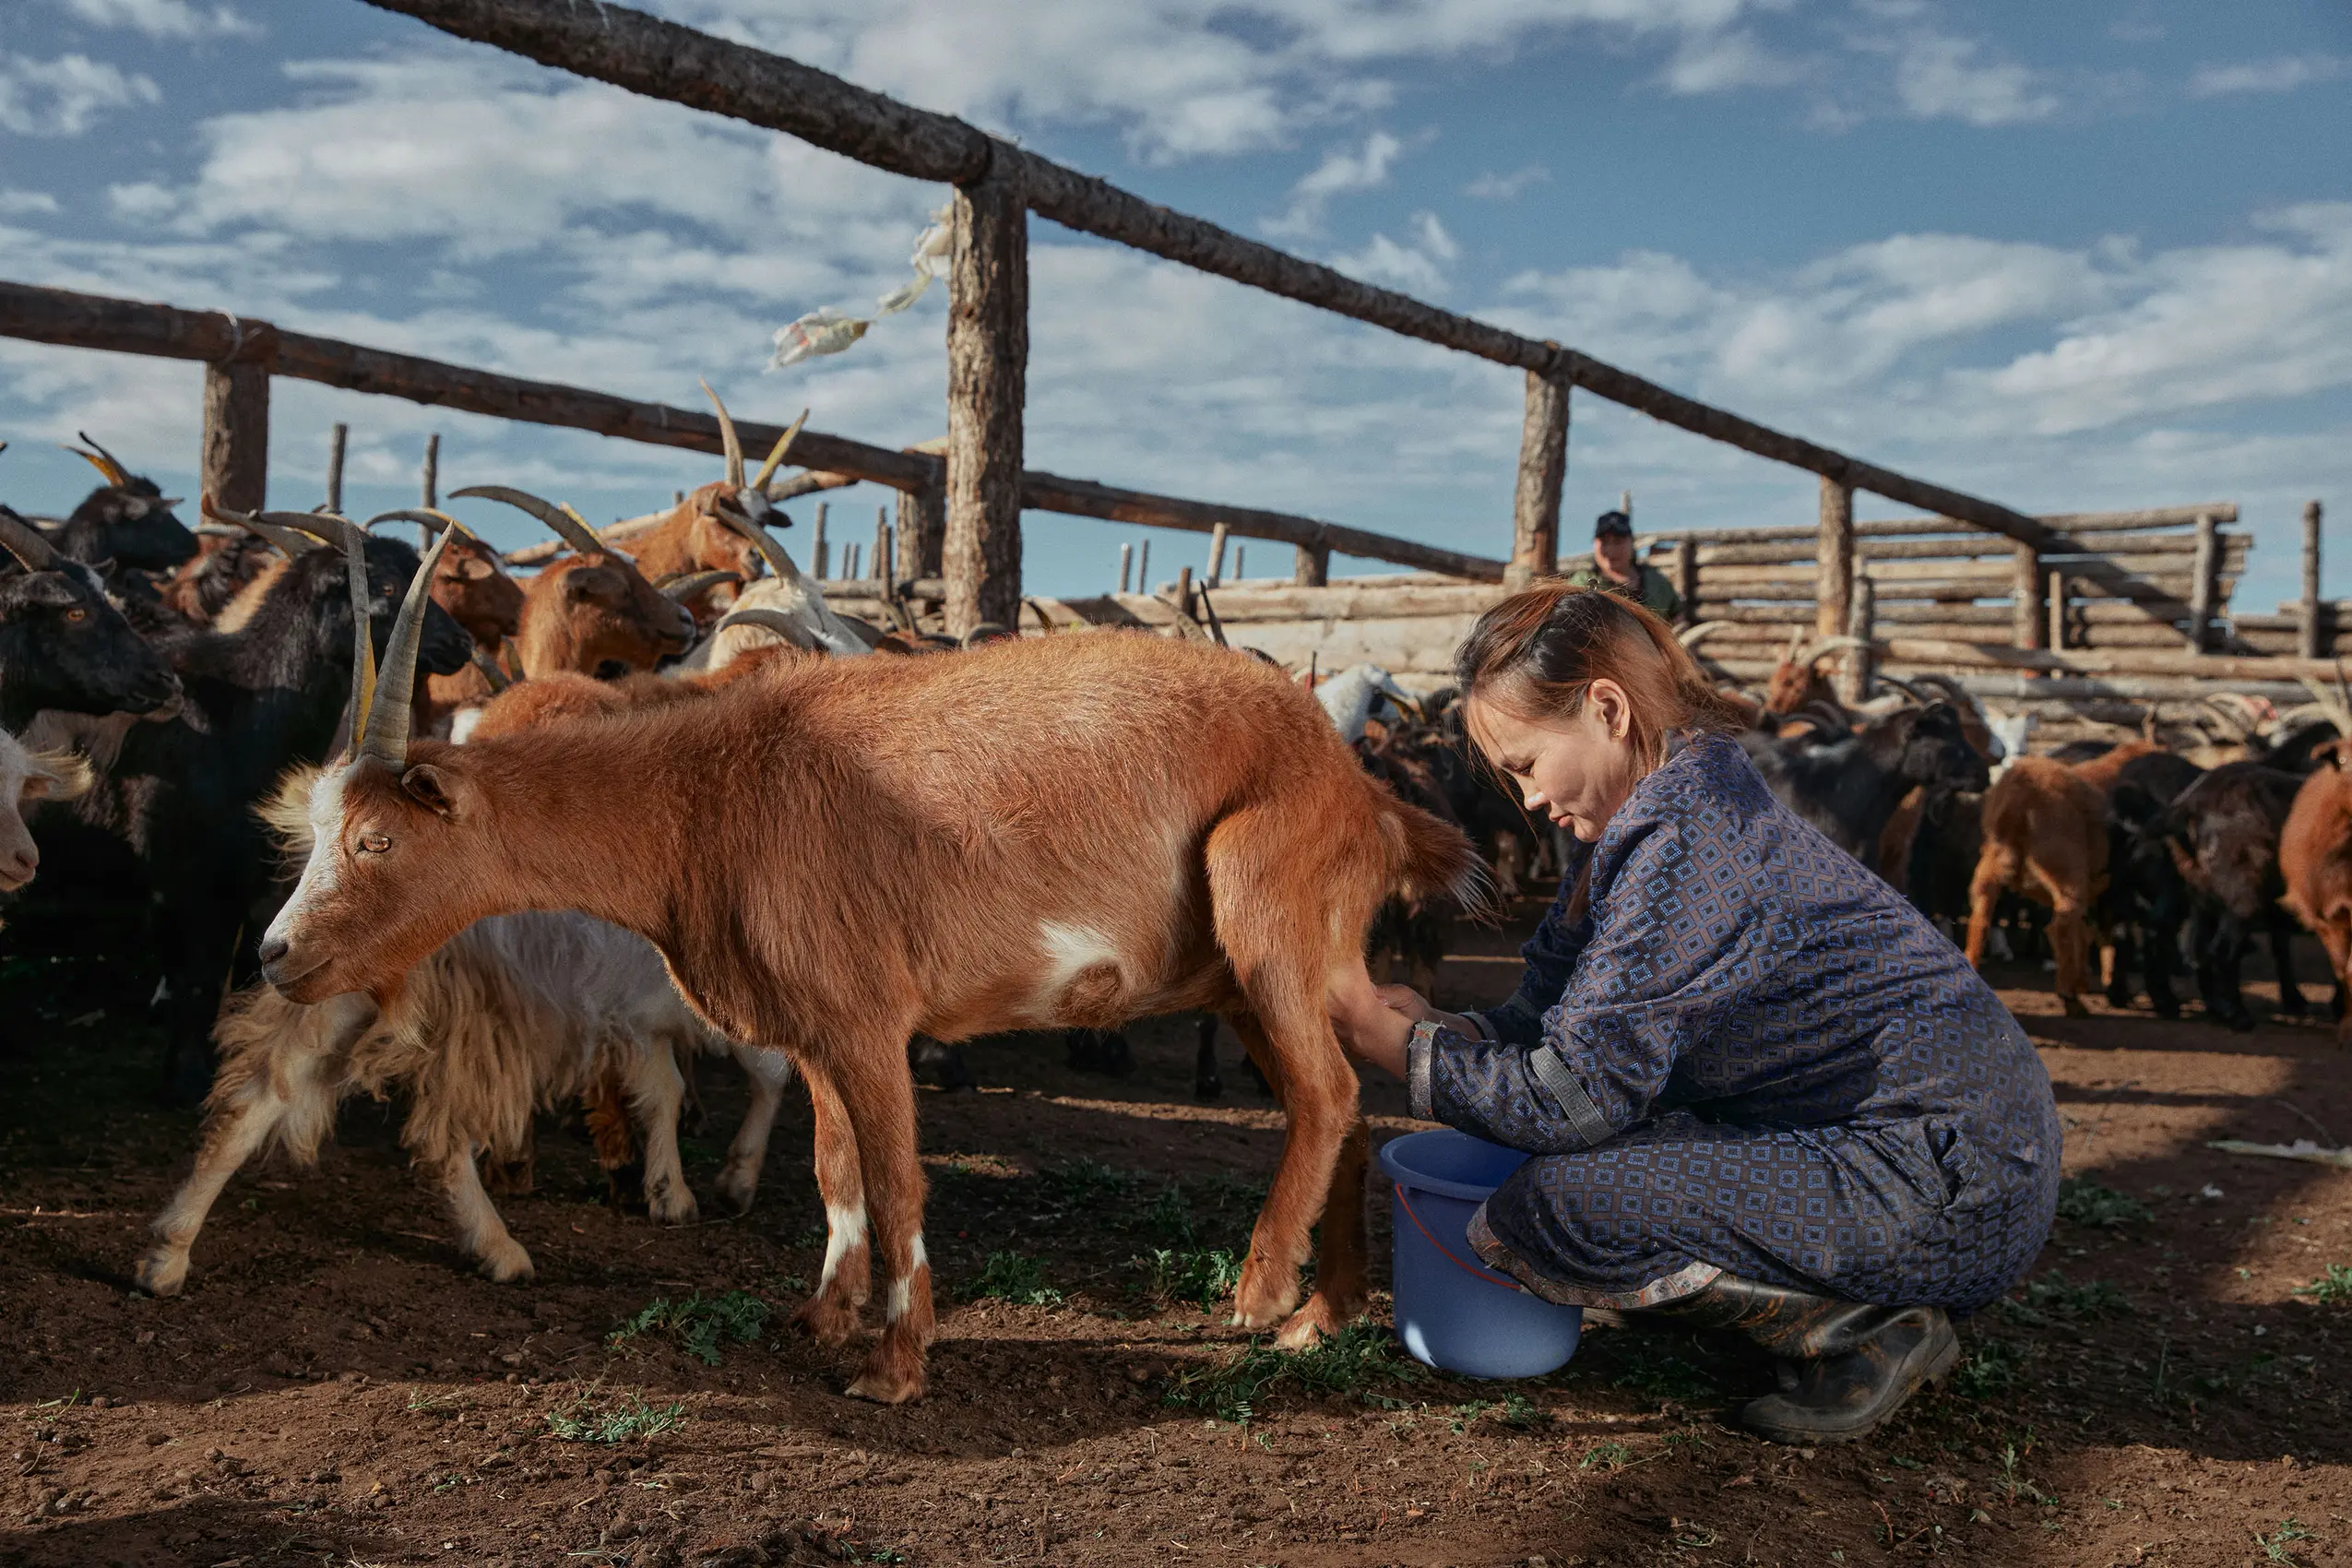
left=1816, top=477, right=1853, bottom=643
left=2299, top=500, right=2322, bottom=660
left=350, top=0, right=2067, bottom=555
left=1508, top=371, right=1567, bottom=588
left=944, top=160, right=1028, bottom=637
left=200, top=362, right=268, bottom=514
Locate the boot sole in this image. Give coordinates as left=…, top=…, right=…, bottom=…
left=1740, top=1319, right=1961, bottom=1446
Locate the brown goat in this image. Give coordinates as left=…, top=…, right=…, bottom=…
left=2280, top=737, right=2352, bottom=1043
left=259, top=581, right=1479, bottom=1403
left=1965, top=748, right=2147, bottom=1015
left=625, top=483, right=766, bottom=624
left=1762, top=630, right=1866, bottom=717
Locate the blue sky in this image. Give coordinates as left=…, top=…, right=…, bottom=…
left=1, top=0, right=2347, bottom=610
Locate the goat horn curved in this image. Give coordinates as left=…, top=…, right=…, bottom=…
left=334, top=517, right=380, bottom=745
left=0, top=505, right=60, bottom=573
left=700, top=379, right=745, bottom=489
left=469, top=645, right=513, bottom=695
left=76, top=432, right=134, bottom=488
left=1675, top=620, right=1732, bottom=649
left=62, top=438, right=130, bottom=490
left=201, top=494, right=332, bottom=557
left=708, top=502, right=806, bottom=588
left=356, top=519, right=461, bottom=769
left=750, top=408, right=811, bottom=493
left=658, top=568, right=742, bottom=603
left=448, top=485, right=608, bottom=560
left=960, top=621, right=1010, bottom=649
left=1795, top=635, right=1868, bottom=667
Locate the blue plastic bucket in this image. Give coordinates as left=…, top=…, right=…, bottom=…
left=1379, top=1128, right=1582, bottom=1379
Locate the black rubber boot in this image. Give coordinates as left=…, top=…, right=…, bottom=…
left=1645, top=1274, right=1958, bottom=1445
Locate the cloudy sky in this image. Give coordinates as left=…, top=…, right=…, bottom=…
left=1, top=0, right=2347, bottom=607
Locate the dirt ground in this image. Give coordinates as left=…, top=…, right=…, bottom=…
left=5, top=901, right=2350, bottom=1568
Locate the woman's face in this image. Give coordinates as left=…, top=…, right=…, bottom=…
left=1466, top=680, right=1642, bottom=843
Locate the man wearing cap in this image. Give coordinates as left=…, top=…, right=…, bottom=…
left=1565, top=510, right=1681, bottom=619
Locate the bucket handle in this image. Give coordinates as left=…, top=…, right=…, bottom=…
left=1393, top=1181, right=1525, bottom=1294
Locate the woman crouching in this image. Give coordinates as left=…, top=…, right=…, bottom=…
left=1334, top=585, right=2061, bottom=1444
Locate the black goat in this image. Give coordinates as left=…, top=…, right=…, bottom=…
left=31, top=524, right=470, bottom=1098
left=2157, top=763, right=2312, bottom=1031
left=2103, top=752, right=2204, bottom=1017
left=0, top=507, right=180, bottom=730
left=1740, top=701, right=1990, bottom=873
left=56, top=434, right=197, bottom=576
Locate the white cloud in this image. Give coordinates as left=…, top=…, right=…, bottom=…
left=0, top=52, right=160, bottom=137
left=2189, top=54, right=2349, bottom=99
left=1265, top=129, right=1407, bottom=238
left=53, top=0, right=257, bottom=39
left=1334, top=213, right=1460, bottom=295
left=1661, top=27, right=1811, bottom=94
left=1883, top=33, right=2059, bottom=125
left=0, top=189, right=61, bottom=216
left=1464, top=164, right=1549, bottom=199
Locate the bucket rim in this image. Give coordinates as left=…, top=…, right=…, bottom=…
left=1376, top=1127, right=1526, bottom=1205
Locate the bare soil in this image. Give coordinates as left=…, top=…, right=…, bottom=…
left=5, top=903, right=2350, bottom=1567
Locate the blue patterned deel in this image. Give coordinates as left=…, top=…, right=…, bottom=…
left=1406, top=731, right=2061, bottom=1314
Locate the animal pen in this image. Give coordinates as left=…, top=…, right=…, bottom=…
left=0, top=0, right=2339, bottom=733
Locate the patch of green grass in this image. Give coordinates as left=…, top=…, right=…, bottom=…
left=1138, top=1184, right=1198, bottom=1245
left=1037, top=1158, right=1145, bottom=1211
left=1576, top=1336, right=1719, bottom=1402
left=1578, top=1441, right=1633, bottom=1472
left=608, top=1290, right=771, bottom=1366
left=2291, top=1265, right=2352, bottom=1305
left=2054, top=1178, right=2152, bottom=1229
left=2001, top=1271, right=2132, bottom=1326
left=1951, top=1336, right=2031, bottom=1399
left=1140, top=1246, right=1243, bottom=1309
left=1163, top=1322, right=1428, bottom=1425
left=544, top=1393, right=687, bottom=1444
left=1500, top=1392, right=1551, bottom=1431
left=2256, top=1517, right=2319, bottom=1564
left=961, top=1251, right=1063, bottom=1307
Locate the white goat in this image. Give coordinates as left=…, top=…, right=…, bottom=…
left=136, top=768, right=790, bottom=1296
left=2, top=725, right=91, bottom=891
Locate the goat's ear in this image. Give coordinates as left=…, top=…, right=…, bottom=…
left=399, top=764, right=459, bottom=818
left=564, top=565, right=627, bottom=606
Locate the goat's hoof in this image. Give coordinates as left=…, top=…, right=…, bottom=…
left=647, top=1189, right=698, bottom=1227
left=133, top=1251, right=187, bottom=1298
left=1229, top=1257, right=1302, bottom=1333
left=1273, top=1291, right=1355, bottom=1350
left=2278, top=994, right=2310, bottom=1019
left=2060, top=996, right=2089, bottom=1019
left=844, top=1352, right=927, bottom=1405
left=476, top=1243, right=536, bottom=1285
left=792, top=1292, right=861, bottom=1348
left=715, top=1169, right=759, bottom=1216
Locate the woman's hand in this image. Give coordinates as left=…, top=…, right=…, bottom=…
left=1331, top=980, right=1461, bottom=1083
left=1372, top=985, right=1479, bottom=1039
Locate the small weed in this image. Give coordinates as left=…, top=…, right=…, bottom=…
left=1500, top=1393, right=1551, bottom=1431
left=1037, top=1158, right=1144, bottom=1211
left=1952, top=1337, right=2030, bottom=1399
left=1996, top=1435, right=2054, bottom=1506
left=404, top=1389, right=463, bottom=1416
left=1447, top=1400, right=1493, bottom=1433
left=1163, top=1322, right=1426, bottom=1424
left=2257, top=1518, right=2319, bottom=1564
left=1138, top=1185, right=1198, bottom=1245
left=2054, top=1179, right=2151, bottom=1229
left=544, top=1393, right=687, bottom=1444
left=608, top=1290, right=771, bottom=1366
left=1578, top=1441, right=1633, bottom=1472
left=2291, top=1265, right=2352, bottom=1305
left=2002, top=1271, right=2132, bottom=1326
left=961, top=1251, right=1063, bottom=1307
left=1140, top=1246, right=1243, bottom=1308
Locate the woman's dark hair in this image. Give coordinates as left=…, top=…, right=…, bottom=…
left=1453, top=586, right=1749, bottom=773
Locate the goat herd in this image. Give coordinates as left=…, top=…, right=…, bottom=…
left=3, top=402, right=2350, bottom=1408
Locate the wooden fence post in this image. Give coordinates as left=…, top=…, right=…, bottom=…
left=2302, top=500, right=2324, bottom=659
left=1674, top=539, right=1698, bottom=627
left=1507, top=371, right=1568, bottom=588
left=1118, top=542, right=1133, bottom=595
left=944, top=161, right=1028, bottom=637
left=1838, top=575, right=1875, bottom=707
left=1232, top=543, right=1245, bottom=581
left=1137, top=539, right=1150, bottom=592
left=200, top=362, right=269, bottom=514
left=1206, top=521, right=1229, bottom=586
left=1293, top=543, right=1327, bottom=586
left=897, top=482, right=944, bottom=585
left=813, top=502, right=830, bottom=578
left=421, top=432, right=438, bottom=508
left=874, top=505, right=892, bottom=588
left=2012, top=543, right=2045, bottom=652
left=1816, top=477, right=1854, bottom=641
left=2188, top=511, right=2217, bottom=652
left=2048, top=571, right=2068, bottom=652
left=324, top=422, right=348, bottom=513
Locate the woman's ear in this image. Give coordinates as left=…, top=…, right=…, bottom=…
left=1589, top=678, right=1633, bottom=742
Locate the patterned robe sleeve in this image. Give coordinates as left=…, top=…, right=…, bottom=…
left=1463, top=837, right=1594, bottom=1048
left=1410, top=808, right=1755, bottom=1152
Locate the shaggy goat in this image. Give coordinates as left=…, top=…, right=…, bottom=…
left=135, top=768, right=789, bottom=1297
left=1, top=726, right=91, bottom=892
left=255, top=500, right=1480, bottom=1405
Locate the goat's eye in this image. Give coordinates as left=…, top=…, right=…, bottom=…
left=358, top=831, right=391, bottom=854
left=65, top=608, right=87, bottom=624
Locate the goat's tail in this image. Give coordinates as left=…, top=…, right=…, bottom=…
left=1373, top=792, right=1499, bottom=923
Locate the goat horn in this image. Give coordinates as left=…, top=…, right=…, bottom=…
left=2299, top=673, right=2352, bottom=739
left=448, top=485, right=608, bottom=560
left=658, top=568, right=742, bottom=603
left=751, top=408, right=811, bottom=493
left=76, top=432, right=135, bottom=488
left=469, top=645, right=513, bottom=695
left=62, top=440, right=130, bottom=490
left=1675, top=620, right=1731, bottom=649
left=356, top=519, right=461, bottom=769
left=700, top=379, right=745, bottom=489
left=201, top=495, right=332, bottom=557
left=960, top=621, right=1009, bottom=649
left=1795, top=635, right=1868, bottom=667
left=335, top=517, right=380, bottom=745
left=0, top=505, right=60, bottom=573
left=708, top=501, right=807, bottom=588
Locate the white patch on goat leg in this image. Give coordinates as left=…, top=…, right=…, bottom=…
left=817, top=1202, right=867, bottom=1292
left=887, top=1233, right=929, bottom=1323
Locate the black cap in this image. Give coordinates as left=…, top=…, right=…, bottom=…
left=1593, top=510, right=1632, bottom=538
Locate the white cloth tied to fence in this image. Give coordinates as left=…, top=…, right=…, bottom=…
left=769, top=208, right=953, bottom=371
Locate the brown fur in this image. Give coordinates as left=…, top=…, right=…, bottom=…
left=423, top=546, right=694, bottom=729
left=2279, top=740, right=2352, bottom=1045
left=265, top=633, right=1486, bottom=1403
left=624, top=484, right=766, bottom=624
left=1966, top=755, right=2113, bottom=1014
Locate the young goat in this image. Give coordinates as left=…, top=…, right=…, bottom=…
left=136, top=764, right=789, bottom=1297
left=2280, top=727, right=2352, bottom=1044
left=255, top=494, right=1480, bottom=1404
left=2, top=726, right=91, bottom=892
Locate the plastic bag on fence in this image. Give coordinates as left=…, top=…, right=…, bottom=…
left=769, top=207, right=953, bottom=371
